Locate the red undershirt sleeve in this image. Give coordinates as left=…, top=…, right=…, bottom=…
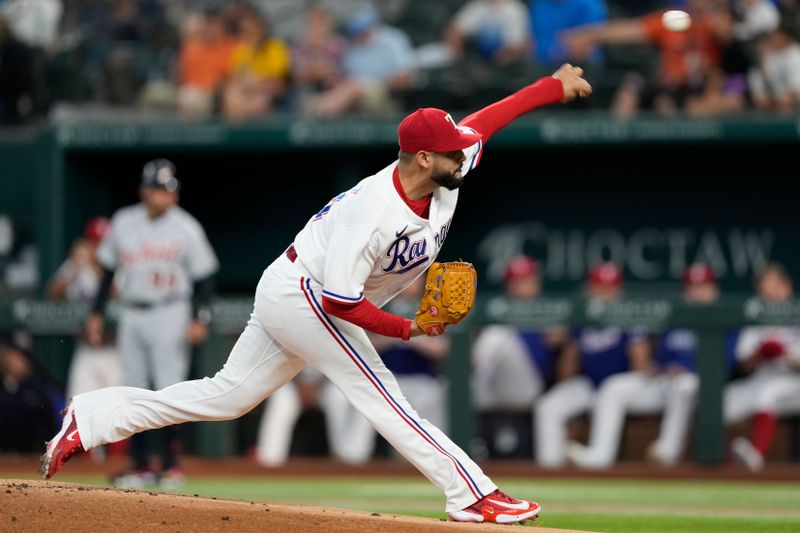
left=458, top=76, right=564, bottom=142
left=322, top=296, right=412, bottom=341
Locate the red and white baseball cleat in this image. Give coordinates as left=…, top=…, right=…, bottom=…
left=40, top=401, right=84, bottom=480
left=448, top=489, right=541, bottom=524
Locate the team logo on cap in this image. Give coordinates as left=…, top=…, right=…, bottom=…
left=157, top=167, right=174, bottom=183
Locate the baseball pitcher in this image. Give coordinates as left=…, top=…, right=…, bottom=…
left=42, top=64, right=591, bottom=524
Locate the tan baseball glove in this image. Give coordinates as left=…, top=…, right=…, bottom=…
left=415, top=261, right=478, bottom=336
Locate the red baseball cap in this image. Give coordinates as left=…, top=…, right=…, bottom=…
left=587, top=262, right=623, bottom=286
left=83, top=217, right=110, bottom=243
left=398, top=108, right=482, bottom=153
left=504, top=255, right=539, bottom=282
left=683, top=263, right=716, bottom=285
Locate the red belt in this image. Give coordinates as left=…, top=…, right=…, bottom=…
left=285, top=243, right=297, bottom=263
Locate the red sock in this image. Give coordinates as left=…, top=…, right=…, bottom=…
left=752, top=412, right=778, bottom=456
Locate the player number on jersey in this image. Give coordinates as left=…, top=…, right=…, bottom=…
left=313, top=187, right=361, bottom=221
left=151, top=270, right=177, bottom=290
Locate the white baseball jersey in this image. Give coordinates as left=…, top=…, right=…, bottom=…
left=293, top=128, right=483, bottom=309
left=734, top=326, right=800, bottom=374
left=53, top=258, right=101, bottom=302
left=96, top=204, right=219, bottom=303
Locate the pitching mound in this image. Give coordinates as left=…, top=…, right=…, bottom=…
left=0, top=479, right=590, bottom=532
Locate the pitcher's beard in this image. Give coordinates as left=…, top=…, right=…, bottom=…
left=432, top=169, right=463, bottom=190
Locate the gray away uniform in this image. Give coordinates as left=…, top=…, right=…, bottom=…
left=96, top=204, right=219, bottom=390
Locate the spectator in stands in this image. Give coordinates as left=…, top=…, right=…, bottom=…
left=86, top=0, right=176, bottom=107
left=0, top=1, right=58, bottom=124
left=732, top=0, right=781, bottom=41
left=471, top=255, right=575, bottom=458
left=304, top=5, right=416, bottom=117
left=444, top=0, right=532, bottom=66
left=778, top=0, right=800, bottom=41
left=536, top=261, right=651, bottom=468
left=176, top=6, right=237, bottom=118
left=528, top=0, right=608, bottom=68
left=562, top=0, right=726, bottom=118
left=289, top=2, right=346, bottom=113
left=47, top=217, right=121, bottom=461
left=747, top=19, right=800, bottom=113
left=0, top=332, right=57, bottom=454
left=222, top=5, right=291, bottom=120
left=727, top=262, right=800, bottom=471
left=0, top=0, right=62, bottom=50
left=685, top=6, right=754, bottom=116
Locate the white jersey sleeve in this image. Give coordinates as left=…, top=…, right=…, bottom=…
left=459, top=126, right=484, bottom=175
left=52, top=257, right=74, bottom=283
left=734, top=327, right=759, bottom=361
left=178, top=212, right=219, bottom=280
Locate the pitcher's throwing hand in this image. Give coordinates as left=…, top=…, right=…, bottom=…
left=552, top=63, right=593, bottom=101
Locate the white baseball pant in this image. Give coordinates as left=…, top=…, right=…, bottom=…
left=255, top=374, right=375, bottom=466
left=534, top=375, right=595, bottom=467
left=116, top=301, right=192, bottom=390
left=322, top=373, right=448, bottom=464
left=72, top=253, right=496, bottom=511
left=66, top=342, right=122, bottom=398
left=648, top=372, right=699, bottom=465
left=569, top=371, right=699, bottom=468
left=724, top=370, right=800, bottom=423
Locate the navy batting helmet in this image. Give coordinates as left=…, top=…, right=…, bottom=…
left=141, top=159, right=180, bottom=192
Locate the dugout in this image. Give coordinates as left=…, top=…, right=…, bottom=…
left=2, top=112, right=800, bottom=463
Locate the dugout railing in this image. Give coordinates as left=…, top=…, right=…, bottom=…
left=3, top=294, right=799, bottom=464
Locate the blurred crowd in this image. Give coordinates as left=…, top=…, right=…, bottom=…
left=2, top=0, right=800, bottom=125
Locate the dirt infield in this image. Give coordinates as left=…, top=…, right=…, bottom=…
left=0, top=480, right=592, bottom=533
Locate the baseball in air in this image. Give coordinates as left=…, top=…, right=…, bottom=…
left=662, top=9, right=691, bottom=32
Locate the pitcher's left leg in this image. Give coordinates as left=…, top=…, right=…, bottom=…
left=42, top=315, right=303, bottom=479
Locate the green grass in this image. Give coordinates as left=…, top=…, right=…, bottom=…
left=8, top=473, right=800, bottom=532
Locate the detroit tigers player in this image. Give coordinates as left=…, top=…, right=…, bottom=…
left=42, top=63, right=591, bottom=524
left=84, top=159, right=219, bottom=488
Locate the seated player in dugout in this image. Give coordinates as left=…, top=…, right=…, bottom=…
left=42, top=64, right=591, bottom=524
left=727, top=262, right=800, bottom=472
left=536, top=261, right=653, bottom=468
left=568, top=263, right=722, bottom=469
left=471, top=254, right=577, bottom=458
